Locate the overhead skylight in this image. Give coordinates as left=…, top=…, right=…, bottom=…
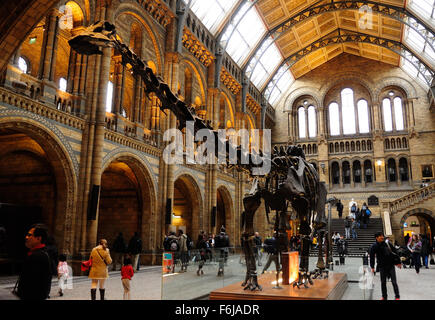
left=407, top=0, right=435, bottom=27
left=221, top=1, right=267, bottom=65
left=265, top=65, right=295, bottom=106
left=248, top=38, right=282, bottom=89
left=189, top=0, right=238, bottom=35
left=403, top=24, right=435, bottom=68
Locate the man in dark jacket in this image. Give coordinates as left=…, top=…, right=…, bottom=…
left=128, top=232, right=142, bottom=271
left=261, top=232, right=279, bottom=274
left=337, top=235, right=348, bottom=264
left=112, top=232, right=126, bottom=271
left=336, top=200, right=343, bottom=219
left=214, top=226, right=230, bottom=276
left=16, top=224, right=52, bottom=300
left=369, top=232, right=401, bottom=300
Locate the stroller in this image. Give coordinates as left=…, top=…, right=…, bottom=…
left=396, top=246, right=412, bottom=268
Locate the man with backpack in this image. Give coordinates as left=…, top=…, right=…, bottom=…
left=164, top=231, right=179, bottom=273
left=214, top=226, right=230, bottom=276
left=261, top=232, right=279, bottom=274
left=127, top=232, right=142, bottom=271
left=361, top=202, right=371, bottom=228
left=177, top=230, right=189, bottom=273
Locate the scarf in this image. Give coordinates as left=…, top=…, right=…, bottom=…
left=28, top=244, right=46, bottom=256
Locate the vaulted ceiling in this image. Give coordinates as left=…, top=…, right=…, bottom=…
left=189, top=0, right=434, bottom=106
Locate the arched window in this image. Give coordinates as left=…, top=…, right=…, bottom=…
left=308, top=106, right=317, bottom=138
left=357, top=99, right=370, bottom=133
left=353, top=161, right=361, bottom=183
left=341, top=88, right=356, bottom=135
left=387, top=159, right=396, bottom=182
left=59, top=77, right=67, bottom=92
left=394, top=97, right=404, bottom=131
left=342, top=161, right=351, bottom=184
left=329, top=102, right=340, bottom=136
left=18, top=57, right=28, bottom=73
left=399, top=158, right=409, bottom=182
left=298, top=107, right=306, bottom=138
left=331, top=162, right=340, bottom=185
left=106, top=81, right=114, bottom=112
left=383, top=98, right=393, bottom=132
left=364, top=160, right=373, bottom=183
left=382, top=90, right=406, bottom=132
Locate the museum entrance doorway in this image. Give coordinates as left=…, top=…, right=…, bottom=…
left=401, top=209, right=434, bottom=246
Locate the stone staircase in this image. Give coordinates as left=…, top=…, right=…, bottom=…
left=310, top=218, right=383, bottom=257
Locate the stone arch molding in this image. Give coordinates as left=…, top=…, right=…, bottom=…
left=399, top=208, right=434, bottom=229
left=374, top=76, right=418, bottom=101
left=283, top=87, right=322, bottom=113
left=102, top=148, right=158, bottom=193
left=0, top=111, right=78, bottom=254
left=0, top=109, right=79, bottom=176
left=319, top=72, right=376, bottom=103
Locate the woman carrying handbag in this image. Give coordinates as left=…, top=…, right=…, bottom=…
left=89, top=239, right=112, bottom=300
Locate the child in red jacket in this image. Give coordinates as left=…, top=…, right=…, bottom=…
left=121, top=257, right=134, bottom=300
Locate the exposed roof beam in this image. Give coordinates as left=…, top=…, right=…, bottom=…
left=263, top=29, right=434, bottom=101
left=242, top=0, right=435, bottom=82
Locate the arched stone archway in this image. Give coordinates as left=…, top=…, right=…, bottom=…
left=98, top=154, right=157, bottom=254
left=216, top=185, right=234, bottom=241
left=172, top=174, right=203, bottom=240
left=0, top=120, right=77, bottom=257
left=399, top=208, right=435, bottom=246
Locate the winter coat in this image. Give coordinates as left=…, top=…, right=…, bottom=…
left=16, top=246, right=52, bottom=300
left=112, top=235, right=126, bottom=253
left=178, top=234, right=188, bottom=252
left=337, top=239, right=348, bottom=255
left=421, top=238, right=430, bottom=256
left=88, top=245, right=112, bottom=279
left=369, top=240, right=399, bottom=269
left=344, top=217, right=352, bottom=228
left=127, top=236, right=142, bottom=255
left=407, top=240, right=422, bottom=253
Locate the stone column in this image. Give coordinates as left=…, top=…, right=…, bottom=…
left=396, top=159, right=401, bottom=186
left=85, top=2, right=113, bottom=249
left=339, top=162, right=344, bottom=189
left=350, top=164, right=354, bottom=188
left=38, top=10, right=59, bottom=104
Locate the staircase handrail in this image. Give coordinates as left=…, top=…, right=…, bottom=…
left=389, top=182, right=435, bottom=214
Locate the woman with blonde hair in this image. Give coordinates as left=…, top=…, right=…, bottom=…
left=89, top=239, right=112, bottom=300
left=407, top=233, right=422, bottom=274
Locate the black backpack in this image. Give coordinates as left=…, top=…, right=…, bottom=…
left=170, top=239, right=179, bottom=251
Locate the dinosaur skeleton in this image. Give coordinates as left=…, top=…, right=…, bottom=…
left=69, top=21, right=333, bottom=291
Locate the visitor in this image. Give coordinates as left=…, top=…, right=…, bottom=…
left=196, top=233, right=208, bottom=276
left=336, top=200, right=343, bottom=219
left=261, top=231, right=279, bottom=274
left=166, top=231, right=179, bottom=272
left=15, top=224, right=52, bottom=300
left=112, top=232, right=126, bottom=271
left=57, top=253, right=69, bottom=297
left=337, top=235, right=347, bottom=265
left=369, top=232, right=401, bottom=300
left=121, top=257, right=134, bottom=300
left=420, top=234, right=430, bottom=269
left=351, top=218, right=358, bottom=240
left=349, top=198, right=357, bottom=218
left=89, top=239, right=112, bottom=300
left=127, top=232, right=142, bottom=271
left=407, top=233, right=422, bottom=274
left=177, top=229, right=189, bottom=272
left=404, top=233, right=410, bottom=247
left=332, top=232, right=341, bottom=244
left=344, top=215, right=352, bottom=239
left=360, top=203, right=369, bottom=229
left=253, top=232, right=263, bottom=266
left=214, top=226, right=230, bottom=276
left=355, top=208, right=362, bottom=229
